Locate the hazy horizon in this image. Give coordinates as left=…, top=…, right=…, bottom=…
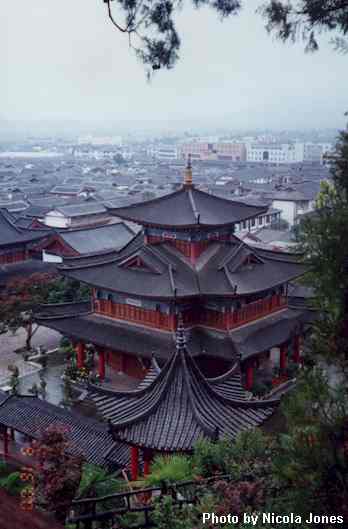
left=2, top=0, right=348, bottom=135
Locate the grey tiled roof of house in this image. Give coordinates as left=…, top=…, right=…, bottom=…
left=0, top=393, right=121, bottom=467
left=58, top=222, right=135, bottom=254
left=51, top=202, right=108, bottom=217
left=50, top=185, right=85, bottom=194
left=255, top=229, right=294, bottom=244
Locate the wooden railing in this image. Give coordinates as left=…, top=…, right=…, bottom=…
left=94, top=300, right=176, bottom=331
left=227, top=294, right=287, bottom=329
left=94, top=295, right=287, bottom=333
left=67, top=473, right=235, bottom=529
left=184, top=295, right=287, bottom=331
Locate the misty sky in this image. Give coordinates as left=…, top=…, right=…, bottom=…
left=1, top=0, right=348, bottom=131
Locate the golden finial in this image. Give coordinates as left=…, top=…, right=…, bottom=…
left=184, top=153, right=192, bottom=187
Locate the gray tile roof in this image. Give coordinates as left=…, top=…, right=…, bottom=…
left=230, top=307, right=311, bottom=360
left=35, top=301, right=237, bottom=362
left=53, top=203, right=107, bottom=217
left=0, top=209, right=46, bottom=247
left=108, top=185, right=268, bottom=228
left=59, top=222, right=135, bottom=254
left=58, top=235, right=305, bottom=299
left=0, top=394, right=121, bottom=467
left=86, top=328, right=278, bottom=451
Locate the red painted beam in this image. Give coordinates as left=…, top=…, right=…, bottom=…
left=280, top=343, right=287, bottom=371
left=130, top=446, right=139, bottom=481
left=245, top=363, right=254, bottom=391
left=76, top=342, right=86, bottom=369
left=98, top=349, right=106, bottom=379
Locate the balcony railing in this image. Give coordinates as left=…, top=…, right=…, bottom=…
left=94, top=295, right=287, bottom=333
left=94, top=299, right=176, bottom=331
left=228, top=294, right=287, bottom=330
left=186, top=295, right=287, bottom=330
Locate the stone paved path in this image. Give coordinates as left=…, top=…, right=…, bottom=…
left=0, top=327, right=61, bottom=387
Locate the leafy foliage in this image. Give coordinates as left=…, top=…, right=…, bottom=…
left=153, top=495, right=198, bottom=529
left=31, top=425, right=83, bottom=523
left=298, top=126, right=348, bottom=372
left=0, top=472, right=24, bottom=496
left=193, top=429, right=272, bottom=479
left=77, top=464, right=123, bottom=512
left=0, top=274, right=90, bottom=350
left=103, top=0, right=348, bottom=73
left=145, top=454, right=194, bottom=486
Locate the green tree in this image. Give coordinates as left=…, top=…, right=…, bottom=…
left=31, top=425, right=83, bottom=523
left=299, top=124, right=348, bottom=372
left=0, top=272, right=57, bottom=350
left=270, top=123, right=348, bottom=520
left=0, top=275, right=90, bottom=350
left=103, top=0, right=348, bottom=73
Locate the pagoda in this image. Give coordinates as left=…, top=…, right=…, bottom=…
left=86, top=320, right=280, bottom=479
left=36, top=158, right=309, bottom=389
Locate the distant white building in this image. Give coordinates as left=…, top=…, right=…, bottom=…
left=42, top=203, right=109, bottom=229
left=271, top=191, right=316, bottom=227
left=303, top=142, right=333, bottom=163
left=246, top=143, right=304, bottom=164
left=152, top=146, right=178, bottom=161
left=78, top=135, right=123, bottom=146
left=234, top=207, right=281, bottom=233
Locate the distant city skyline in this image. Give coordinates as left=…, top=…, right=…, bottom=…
left=2, top=0, right=348, bottom=134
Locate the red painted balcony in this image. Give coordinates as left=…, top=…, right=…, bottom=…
left=227, top=294, right=287, bottom=330
left=94, top=299, right=176, bottom=331
left=94, top=295, right=287, bottom=333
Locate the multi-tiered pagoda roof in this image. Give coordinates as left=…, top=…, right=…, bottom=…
left=36, top=163, right=312, bottom=385
left=57, top=231, right=304, bottom=299
left=107, top=185, right=268, bottom=228
left=87, top=324, right=279, bottom=452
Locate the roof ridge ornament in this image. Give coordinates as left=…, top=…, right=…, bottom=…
left=184, top=153, right=193, bottom=187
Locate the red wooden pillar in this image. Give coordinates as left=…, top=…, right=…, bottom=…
left=98, top=349, right=106, bottom=380
left=280, top=343, right=287, bottom=371
left=190, top=242, right=200, bottom=264
left=130, top=446, right=139, bottom=481
left=76, top=342, right=86, bottom=369
left=245, top=362, right=254, bottom=390
left=293, top=335, right=301, bottom=363
left=169, top=314, right=177, bottom=331
left=143, top=449, right=152, bottom=477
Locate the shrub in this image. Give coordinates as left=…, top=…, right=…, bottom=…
left=145, top=455, right=194, bottom=486
left=193, top=430, right=272, bottom=480
left=0, top=472, right=23, bottom=495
